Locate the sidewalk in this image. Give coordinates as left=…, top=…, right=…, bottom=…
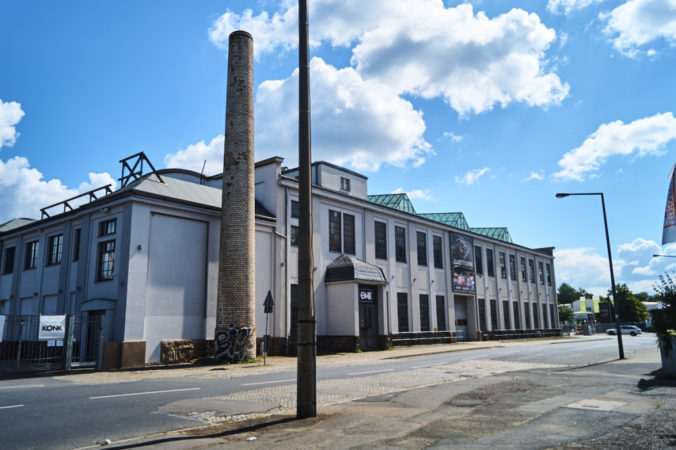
left=88, top=335, right=676, bottom=450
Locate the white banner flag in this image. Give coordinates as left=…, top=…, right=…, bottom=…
left=663, top=163, right=676, bottom=245
left=39, top=315, right=66, bottom=341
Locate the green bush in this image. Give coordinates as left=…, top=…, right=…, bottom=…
left=652, top=274, right=676, bottom=355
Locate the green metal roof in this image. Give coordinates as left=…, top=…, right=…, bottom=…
left=469, top=227, right=513, bottom=243
left=418, top=212, right=469, bottom=230
left=367, top=193, right=417, bottom=214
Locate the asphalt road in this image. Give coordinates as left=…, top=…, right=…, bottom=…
left=0, top=334, right=657, bottom=449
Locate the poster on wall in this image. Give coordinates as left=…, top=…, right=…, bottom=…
left=451, top=233, right=475, bottom=293
left=451, top=233, right=474, bottom=270
left=38, top=315, right=66, bottom=341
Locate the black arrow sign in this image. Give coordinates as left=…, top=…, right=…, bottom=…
left=263, top=290, right=275, bottom=314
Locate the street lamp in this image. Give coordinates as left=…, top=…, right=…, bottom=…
left=556, top=192, right=625, bottom=359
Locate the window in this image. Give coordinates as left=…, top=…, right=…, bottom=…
left=416, top=232, right=427, bottom=266
left=397, top=293, right=409, bottom=332
left=291, top=200, right=300, bottom=219
left=499, top=252, right=507, bottom=279
left=97, top=240, right=115, bottom=281
left=542, top=304, right=549, bottom=328
left=436, top=296, right=446, bottom=331
left=433, top=236, right=443, bottom=269
left=290, top=225, right=298, bottom=246
left=47, top=234, right=63, bottom=266
left=513, top=302, right=520, bottom=329
left=546, top=263, right=552, bottom=286
left=550, top=304, right=556, bottom=329
left=486, top=249, right=495, bottom=277
left=509, top=254, right=516, bottom=281
left=520, top=257, right=527, bottom=282
left=395, top=226, right=406, bottom=263
left=538, top=261, right=545, bottom=285
left=524, top=303, right=531, bottom=329
left=533, top=303, right=539, bottom=328
left=375, top=221, right=387, bottom=259
left=290, top=284, right=298, bottom=341
left=24, top=240, right=39, bottom=270
left=99, top=218, right=116, bottom=237
left=3, top=247, right=15, bottom=274
left=475, top=246, right=483, bottom=275
left=528, top=259, right=536, bottom=283
left=340, top=177, right=351, bottom=192
left=343, top=214, right=355, bottom=255
left=490, top=299, right=498, bottom=330
left=329, top=210, right=342, bottom=252
left=419, top=294, right=430, bottom=332
left=73, top=228, right=81, bottom=262
left=503, top=300, right=510, bottom=329
left=478, top=299, right=486, bottom=331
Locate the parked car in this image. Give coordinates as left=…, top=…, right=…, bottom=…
left=607, top=325, right=643, bottom=336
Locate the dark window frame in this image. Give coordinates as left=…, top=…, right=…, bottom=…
left=291, top=200, right=300, bottom=219
left=436, top=295, right=446, bottom=331
left=486, top=249, right=495, bottom=277
left=528, top=259, right=536, bottom=284
left=545, top=263, right=552, bottom=286
left=395, top=226, right=406, bottom=263
left=419, top=294, right=430, bottom=332
left=433, top=235, right=443, bottom=269
left=374, top=221, right=387, bottom=260
left=499, top=252, right=507, bottom=279
left=490, top=299, right=498, bottom=330
left=416, top=231, right=427, bottom=267
left=73, top=228, right=81, bottom=262
left=99, top=218, right=117, bottom=237
left=340, top=177, right=351, bottom=192
left=343, top=213, right=355, bottom=255
left=475, top=245, right=483, bottom=275
left=290, top=225, right=299, bottom=247
left=524, top=302, right=531, bottom=329
left=520, top=257, right=527, bottom=282
left=329, top=210, right=342, bottom=253
left=513, top=302, right=521, bottom=329
left=2, top=246, right=15, bottom=275
left=397, top=292, right=409, bottom=332
left=478, top=299, right=487, bottom=331
left=538, top=261, right=545, bottom=285
left=503, top=300, right=510, bottom=329
left=24, top=240, right=39, bottom=270
left=509, top=254, right=517, bottom=281
left=97, top=239, right=116, bottom=281
left=47, top=234, right=63, bottom=266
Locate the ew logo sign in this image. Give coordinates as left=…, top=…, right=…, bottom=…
left=39, top=315, right=66, bottom=340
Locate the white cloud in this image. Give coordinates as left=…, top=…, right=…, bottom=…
left=211, top=1, right=568, bottom=116
left=455, top=167, right=490, bottom=185
left=0, top=99, right=25, bottom=149
left=0, top=156, right=116, bottom=222
left=392, top=187, right=435, bottom=201
left=602, top=0, right=676, bottom=57
left=524, top=171, right=545, bottom=181
left=442, top=132, right=463, bottom=142
left=256, top=57, right=431, bottom=170
left=553, top=112, right=676, bottom=181
left=554, top=247, right=612, bottom=288
left=164, top=135, right=225, bottom=176
left=547, top=0, right=605, bottom=15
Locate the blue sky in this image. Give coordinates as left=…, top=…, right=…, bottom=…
left=1, top=0, right=676, bottom=295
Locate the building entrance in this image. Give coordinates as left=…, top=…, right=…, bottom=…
left=454, top=296, right=468, bottom=341
left=358, top=285, right=379, bottom=351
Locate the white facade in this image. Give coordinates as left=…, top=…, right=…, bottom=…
left=0, top=156, right=559, bottom=367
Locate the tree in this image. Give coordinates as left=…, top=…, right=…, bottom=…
left=558, top=283, right=578, bottom=304
left=558, top=304, right=574, bottom=323
left=653, top=273, right=676, bottom=356
left=607, top=284, right=648, bottom=324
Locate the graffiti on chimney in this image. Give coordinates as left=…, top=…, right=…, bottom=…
left=214, top=323, right=252, bottom=363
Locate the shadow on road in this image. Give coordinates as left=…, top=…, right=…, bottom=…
left=108, top=415, right=299, bottom=449
left=637, top=368, right=676, bottom=391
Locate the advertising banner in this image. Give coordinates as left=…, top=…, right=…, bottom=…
left=0, top=315, right=5, bottom=343
left=38, top=315, right=66, bottom=341
left=451, top=233, right=475, bottom=293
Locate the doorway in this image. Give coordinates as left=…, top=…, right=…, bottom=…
left=358, top=285, right=379, bottom=351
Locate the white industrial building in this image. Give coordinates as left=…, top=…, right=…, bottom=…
left=0, top=154, right=559, bottom=369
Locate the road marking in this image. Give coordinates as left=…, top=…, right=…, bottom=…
left=242, top=378, right=295, bottom=386
left=89, top=388, right=200, bottom=400
left=348, top=369, right=393, bottom=376
left=0, top=404, right=24, bottom=410
left=0, top=384, right=44, bottom=390
left=412, top=363, right=446, bottom=369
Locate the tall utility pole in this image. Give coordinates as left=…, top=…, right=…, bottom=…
left=297, top=0, right=317, bottom=418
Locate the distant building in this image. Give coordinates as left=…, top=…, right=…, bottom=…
left=0, top=155, right=560, bottom=368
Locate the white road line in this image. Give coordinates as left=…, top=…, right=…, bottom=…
left=242, top=378, right=295, bottom=386
left=0, top=384, right=44, bottom=390
left=89, top=387, right=200, bottom=400
left=0, top=404, right=24, bottom=410
left=348, top=369, right=393, bottom=376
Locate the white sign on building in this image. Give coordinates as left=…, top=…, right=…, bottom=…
left=38, top=315, right=66, bottom=341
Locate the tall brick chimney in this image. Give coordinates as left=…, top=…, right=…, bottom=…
left=214, top=30, right=256, bottom=363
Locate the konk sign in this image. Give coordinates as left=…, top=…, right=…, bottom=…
left=38, top=315, right=66, bottom=340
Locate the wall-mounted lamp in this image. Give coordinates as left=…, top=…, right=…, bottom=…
left=137, top=244, right=143, bottom=251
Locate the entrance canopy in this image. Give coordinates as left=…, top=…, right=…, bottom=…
left=325, top=255, right=387, bottom=285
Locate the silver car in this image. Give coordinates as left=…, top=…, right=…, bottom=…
left=607, top=325, right=642, bottom=336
